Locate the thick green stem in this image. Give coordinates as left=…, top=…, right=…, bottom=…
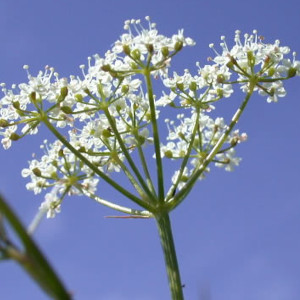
left=155, top=212, right=184, bottom=300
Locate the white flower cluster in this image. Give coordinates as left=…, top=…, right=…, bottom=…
left=21, top=140, right=98, bottom=217
left=161, top=113, right=247, bottom=189
left=211, top=30, right=300, bottom=102
left=0, top=17, right=299, bottom=216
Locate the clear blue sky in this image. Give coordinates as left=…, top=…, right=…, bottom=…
left=1, top=0, right=300, bottom=299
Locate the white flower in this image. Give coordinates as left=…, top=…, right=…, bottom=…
left=40, top=186, right=62, bottom=218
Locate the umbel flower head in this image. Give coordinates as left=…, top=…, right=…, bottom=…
left=0, top=17, right=299, bottom=218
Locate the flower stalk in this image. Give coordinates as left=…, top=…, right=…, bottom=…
left=155, top=212, right=184, bottom=300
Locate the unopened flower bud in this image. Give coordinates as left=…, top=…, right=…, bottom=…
left=101, top=64, right=111, bottom=72
left=216, top=74, right=225, bottom=84
left=181, top=175, right=189, bottom=182
left=121, top=85, right=129, bottom=94
left=176, top=82, right=184, bottom=91
left=30, top=92, right=37, bottom=102
left=64, top=162, right=71, bottom=171
left=178, top=132, right=185, bottom=139
left=268, top=67, right=276, bottom=77
left=133, top=103, right=139, bottom=111
left=161, top=47, right=169, bottom=57
left=51, top=160, right=58, bottom=167
left=12, top=101, right=20, bottom=109
left=247, top=51, right=255, bottom=67
left=189, top=81, right=197, bottom=91
left=288, top=67, right=297, bottom=78
left=32, top=167, right=42, bottom=177
left=58, top=149, right=64, bottom=157
left=137, top=135, right=146, bottom=145
left=0, top=119, right=9, bottom=127
left=226, top=60, right=234, bottom=69
left=174, top=41, right=183, bottom=52
left=60, top=86, right=68, bottom=98
left=217, top=88, right=224, bottom=98
left=78, top=146, right=86, bottom=152
left=50, top=172, right=59, bottom=180
left=10, top=133, right=20, bottom=141
left=123, top=44, right=131, bottom=55
left=83, top=88, right=91, bottom=95
left=227, top=56, right=237, bottom=69
left=131, top=49, right=141, bottom=60
left=75, top=94, right=83, bottom=102
left=61, top=106, right=73, bottom=114
left=146, top=44, right=154, bottom=53
left=164, top=150, right=173, bottom=158
left=130, top=62, right=138, bottom=69
left=102, top=128, right=113, bottom=138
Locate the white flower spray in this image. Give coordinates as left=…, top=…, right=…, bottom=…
left=1, top=17, right=299, bottom=299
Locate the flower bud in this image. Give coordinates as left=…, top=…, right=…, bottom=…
left=178, top=132, right=185, bottom=140
left=247, top=51, right=255, bottom=67
left=230, top=137, right=238, bottom=146
left=61, top=106, right=73, bottom=114
left=75, top=94, right=83, bottom=102
left=50, top=172, right=59, bottom=180
left=60, top=86, right=68, bottom=98
left=164, top=150, right=173, bottom=158
left=0, top=119, right=9, bottom=127
left=58, top=149, right=64, bottom=157
left=216, top=74, right=225, bottom=84
left=137, top=135, right=146, bottom=145
left=130, top=62, right=138, bottom=69
left=78, top=146, right=86, bottom=152
left=288, top=67, right=297, bottom=78
left=181, top=175, right=189, bottom=182
left=64, top=162, right=71, bottom=171
left=133, top=103, right=139, bottom=111
left=226, top=61, right=234, bottom=69
left=101, top=64, right=111, bottom=72
left=217, top=88, right=224, bottom=98
left=123, top=44, right=131, bottom=55
left=161, top=47, right=169, bottom=58
left=227, top=56, right=237, bottom=69
left=174, top=41, right=183, bottom=52
left=189, top=81, right=197, bottom=91
left=10, top=133, right=20, bottom=141
left=12, top=101, right=20, bottom=109
left=268, top=67, right=276, bottom=77
left=176, top=82, right=184, bottom=91
left=121, top=85, right=129, bottom=94
left=52, top=160, right=58, bottom=167
left=102, top=128, right=113, bottom=138
left=146, top=44, right=154, bottom=53
left=131, top=49, right=141, bottom=60
left=30, top=92, right=37, bottom=102
left=32, top=167, right=42, bottom=177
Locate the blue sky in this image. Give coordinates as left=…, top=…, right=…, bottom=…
left=1, top=0, right=300, bottom=299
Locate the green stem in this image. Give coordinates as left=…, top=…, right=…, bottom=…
left=165, top=107, right=201, bottom=202
left=103, top=107, right=155, bottom=201
left=134, top=132, right=157, bottom=197
left=155, top=212, right=184, bottom=300
left=41, top=116, right=154, bottom=212
left=78, top=187, right=153, bottom=217
left=0, top=195, right=71, bottom=299
left=144, top=70, right=165, bottom=201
